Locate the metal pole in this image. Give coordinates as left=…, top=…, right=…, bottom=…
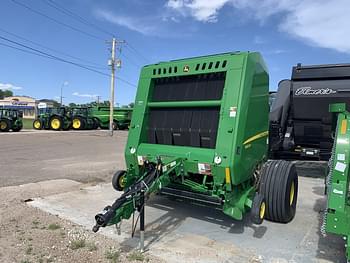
left=139, top=191, right=145, bottom=253
left=109, top=38, right=116, bottom=136
left=60, top=84, right=63, bottom=105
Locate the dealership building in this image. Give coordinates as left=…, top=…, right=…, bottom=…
left=0, top=96, right=55, bottom=119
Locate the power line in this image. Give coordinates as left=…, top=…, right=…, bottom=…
left=0, top=35, right=137, bottom=87
left=12, top=0, right=151, bottom=65
left=0, top=27, right=108, bottom=70
left=125, top=42, right=150, bottom=63
left=43, top=0, right=114, bottom=37
left=0, top=41, right=52, bottom=59
left=11, top=0, right=105, bottom=41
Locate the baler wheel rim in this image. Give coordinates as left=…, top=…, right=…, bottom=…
left=260, top=202, right=266, bottom=219
left=250, top=193, right=265, bottom=225
left=112, top=170, right=127, bottom=191
left=290, top=181, right=295, bottom=206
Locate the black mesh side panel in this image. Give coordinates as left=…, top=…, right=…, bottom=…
left=152, top=72, right=226, bottom=102
left=148, top=107, right=220, bottom=148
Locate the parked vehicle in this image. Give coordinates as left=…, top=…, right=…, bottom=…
left=70, top=107, right=96, bottom=130
left=91, top=106, right=133, bottom=130
left=33, top=107, right=71, bottom=131
left=0, top=108, right=23, bottom=132
left=93, top=52, right=298, bottom=238
left=269, top=63, right=350, bottom=160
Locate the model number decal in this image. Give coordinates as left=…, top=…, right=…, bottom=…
left=295, top=87, right=336, bottom=96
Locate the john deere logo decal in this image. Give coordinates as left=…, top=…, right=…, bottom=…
left=183, top=65, right=190, bottom=72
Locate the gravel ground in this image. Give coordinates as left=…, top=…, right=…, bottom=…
left=0, top=130, right=163, bottom=263
left=0, top=130, right=127, bottom=187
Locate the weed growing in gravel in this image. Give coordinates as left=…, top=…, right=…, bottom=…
left=48, top=223, right=61, bottom=230
left=105, top=247, right=120, bottom=263
left=127, top=251, right=146, bottom=262
left=68, top=229, right=88, bottom=250
left=25, top=246, right=33, bottom=255
left=69, top=238, right=86, bottom=250
left=87, top=242, right=98, bottom=251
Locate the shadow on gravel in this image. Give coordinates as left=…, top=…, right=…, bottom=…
left=119, top=194, right=267, bottom=251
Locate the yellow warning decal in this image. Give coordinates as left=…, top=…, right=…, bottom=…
left=225, top=167, right=231, bottom=184
left=341, top=119, right=347, bottom=135
left=243, top=131, right=269, bottom=145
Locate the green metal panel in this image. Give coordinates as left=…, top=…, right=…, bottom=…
left=325, top=103, right=350, bottom=261
left=122, top=52, right=268, bottom=220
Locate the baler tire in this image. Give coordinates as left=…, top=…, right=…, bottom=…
left=33, top=119, right=42, bottom=130
left=112, top=170, right=126, bottom=191
left=251, top=193, right=266, bottom=225
left=259, top=160, right=298, bottom=223
left=0, top=119, right=11, bottom=132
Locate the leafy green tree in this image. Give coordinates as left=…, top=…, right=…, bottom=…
left=0, top=89, right=13, bottom=99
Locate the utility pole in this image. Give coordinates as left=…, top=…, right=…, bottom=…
left=108, top=37, right=124, bottom=136
left=60, top=81, right=68, bottom=106
left=96, top=95, right=101, bottom=106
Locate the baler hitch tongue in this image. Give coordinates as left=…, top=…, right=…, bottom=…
left=92, top=160, right=162, bottom=233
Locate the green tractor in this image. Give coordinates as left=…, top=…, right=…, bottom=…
left=93, top=52, right=298, bottom=246
left=70, top=107, right=97, bottom=130
left=91, top=106, right=133, bottom=130
left=0, top=108, right=23, bottom=132
left=33, top=107, right=71, bottom=131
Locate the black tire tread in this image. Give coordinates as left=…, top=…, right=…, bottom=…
left=259, top=160, right=298, bottom=223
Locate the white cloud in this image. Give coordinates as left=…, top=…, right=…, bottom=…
left=166, top=0, right=229, bottom=22
left=72, top=92, right=98, bottom=99
left=166, top=0, right=350, bottom=54
left=94, top=9, right=157, bottom=35
left=0, top=83, right=23, bottom=90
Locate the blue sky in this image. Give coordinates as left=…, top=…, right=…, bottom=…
left=0, top=0, right=349, bottom=105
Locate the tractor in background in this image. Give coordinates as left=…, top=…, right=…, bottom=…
left=33, top=107, right=71, bottom=131
left=70, top=106, right=96, bottom=130
left=0, top=108, right=23, bottom=132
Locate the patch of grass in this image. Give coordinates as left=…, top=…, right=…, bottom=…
left=59, top=231, right=66, bottom=237
left=127, top=251, right=146, bottom=262
left=69, top=238, right=86, bottom=250
left=47, top=223, right=61, bottom=230
left=87, top=242, right=98, bottom=251
left=22, top=118, right=34, bottom=129
left=25, top=246, right=33, bottom=255
left=105, top=248, right=120, bottom=263
left=32, top=220, right=40, bottom=225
